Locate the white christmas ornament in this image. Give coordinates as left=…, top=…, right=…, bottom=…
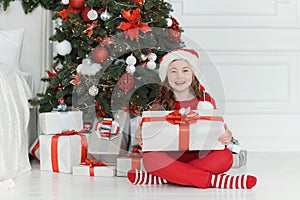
left=126, top=65, right=136, bottom=74
left=141, top=54, right=148, bottom=61
left=56, top=40, right=72, bottom=56
left=100, top=10, right=111, bottom=21
left=53, top=18, right=63, bottom=28
left=88, top=9, right=98, bottom=21
left=89, top=85, right=99, bottom=96
left=76, top=58, right=102, bottom=76
left=146, top=60, right=156, bottom=70
left=61, top=0, right=69, bottom=5
left=166, top=18, right=173, bottom=27
left=148, top=52, right=157, bottom=61
left=126, top=54, right=137, bottom=65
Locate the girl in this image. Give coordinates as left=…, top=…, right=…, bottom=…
left=127, top=48, right=257, bottom=189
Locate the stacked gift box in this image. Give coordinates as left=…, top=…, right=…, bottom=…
left=38, top=110, right=87, bottom=174
left=29, top=110, right=134, bottom=177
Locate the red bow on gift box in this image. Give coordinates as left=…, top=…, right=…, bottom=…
left=141, top=110, right=224, bottom=151
left=83, top=158, right=115, bottom=176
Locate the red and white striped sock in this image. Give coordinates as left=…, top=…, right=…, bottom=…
left=211, top=174, right=257, bottom=189
left=127, top=169, right=168, bottom=185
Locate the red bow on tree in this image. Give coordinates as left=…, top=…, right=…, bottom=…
left=57, top=6, right=82, bottom=20
left=83, top=21, right=98, bottom=38
left=117, top=8, right=151, bottom=41
left=95, top=100, right=106, bottom=118
left=46, top=66, right=58, bottom=79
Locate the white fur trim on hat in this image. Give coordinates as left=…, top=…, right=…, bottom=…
left=159, top=48, right=201, bottom=82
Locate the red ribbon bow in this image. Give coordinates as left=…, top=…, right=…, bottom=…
left=117, top=8, right=151, bottom=41
left=166, top=110, right=199, bottom=125
left=83, top=158, right=115, bottom=176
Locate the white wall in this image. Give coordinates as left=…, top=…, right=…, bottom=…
left=168, top=0, right=300, bottom=151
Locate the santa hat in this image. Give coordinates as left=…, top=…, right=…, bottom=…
left=159, top=48, right=202, bottom=82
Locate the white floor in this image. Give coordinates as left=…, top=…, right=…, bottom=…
left=1, top=151, right=300, bottom=200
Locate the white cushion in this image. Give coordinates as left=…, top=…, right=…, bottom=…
left=0, top=28, right=24, bottom=70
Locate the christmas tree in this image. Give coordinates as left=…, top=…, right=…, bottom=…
left=27, top=0, right=184, bottom=123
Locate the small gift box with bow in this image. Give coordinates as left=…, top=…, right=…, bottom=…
left=141, top=109, right=225, bottom=151
left=116, top=146, right=144, bottom=177
left=72, top=158, right=116, bottom=177
left=95, top=118, right=120, bottom=140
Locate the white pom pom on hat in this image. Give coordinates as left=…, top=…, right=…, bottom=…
left=159, top=48, right=202, bottom=82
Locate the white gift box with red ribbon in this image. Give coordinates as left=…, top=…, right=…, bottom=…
left=95, top=118, right=120, bottom=140
left=141, top=110, right=225, bottom=152
left=39, top=131, right=87, bottom=173
left=39, top=111, right=83, bottom=135
left=116, top=147, right=144, bottom=177
left=72, top=159, right=116, bottom=177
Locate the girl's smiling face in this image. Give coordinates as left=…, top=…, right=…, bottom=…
left=167, top=59, right=193, bottom=94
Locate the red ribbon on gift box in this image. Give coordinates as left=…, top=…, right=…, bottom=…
left=31, top=140, right=40, bottom=162
left=141, top=110, right=224, bottom=151
left=51, top=130, right=88, bottom=172
left=83, top=158, right=115, bottom=176
left=126, top=147, right=143, bottom=170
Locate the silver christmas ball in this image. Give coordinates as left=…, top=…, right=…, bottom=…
left=100, top=10, right=111, bottom=21
left=126, top=55, right=137, bottom=65
left=88, top=85, right=99, bottom=96
left=146, top=60, right=156, bottom=70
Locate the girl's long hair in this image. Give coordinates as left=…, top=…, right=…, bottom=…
left=154, top=74, right=203, bottom=110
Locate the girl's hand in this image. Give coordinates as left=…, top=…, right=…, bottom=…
left=218, top=123, right=233, bottom=145
left=134, top=127, right=143, bottom=147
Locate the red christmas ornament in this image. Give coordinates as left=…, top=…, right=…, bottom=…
left=130, top=0, right=145, bottom=5
left=117, top=73, right=134, bottom=93
left=168, top=17, right=181, bottom=43
left=81, top=7, right=92, bottom=22
left=91, top=47, right=109, bottom=63
left=70, top=0, right=85, bottom=9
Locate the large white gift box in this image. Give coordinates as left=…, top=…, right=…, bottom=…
left=141, top=110, right=225, bottom=151
left=39, top=133, right=87, bottom=173
left=39, top=111, right=83, bottom=134
left=73, top=162, right=116, bottom=177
